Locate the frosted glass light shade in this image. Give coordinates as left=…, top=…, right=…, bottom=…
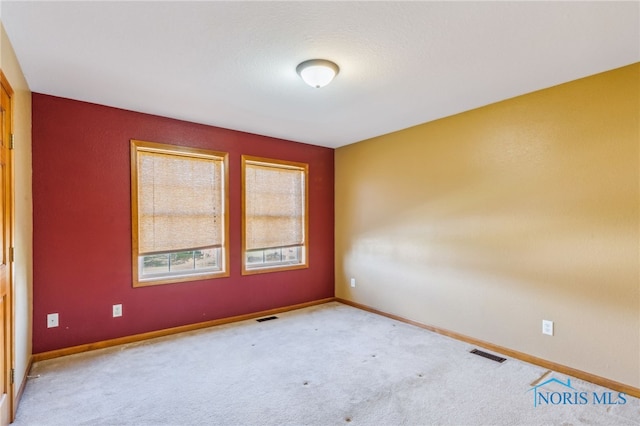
left=296, top=59, right=339, bottom=88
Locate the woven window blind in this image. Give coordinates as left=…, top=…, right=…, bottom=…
left=245, top=162, right=305, bottom=251
left=137, top=151, right=223, bottom=255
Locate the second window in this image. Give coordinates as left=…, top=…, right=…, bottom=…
left=242, top=156, right=308, bottom=274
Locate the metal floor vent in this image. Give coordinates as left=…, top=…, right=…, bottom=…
left=470, top=349, right=506, bottom=363
left=256, top=316, right=278, bottom=322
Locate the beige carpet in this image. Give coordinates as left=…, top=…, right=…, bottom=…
left=14, top=302, right=640, bottom=425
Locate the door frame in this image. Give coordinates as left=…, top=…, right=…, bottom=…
left=0, top=69, right=15, bottom=425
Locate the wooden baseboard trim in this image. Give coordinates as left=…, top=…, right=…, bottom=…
left=33, top=297, right=336, bottom=363
left=336, top=297, right=640, bottom=399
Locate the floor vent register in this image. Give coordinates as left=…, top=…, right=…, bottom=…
left=470, top=349, right=507, bottom=363
left=256, top=316, right=278, bottom=322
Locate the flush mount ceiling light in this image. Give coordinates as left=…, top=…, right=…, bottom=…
left=296, top=59, right=340, bottom=88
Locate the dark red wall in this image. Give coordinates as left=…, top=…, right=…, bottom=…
left=32, top=94, right=335, bottom=353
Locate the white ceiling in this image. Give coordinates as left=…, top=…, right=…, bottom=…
left=1, top=1, right=638, bottom=149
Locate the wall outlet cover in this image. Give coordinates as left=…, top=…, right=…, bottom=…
left=47, top=313, right=59, bottom=328
left=113, top=304, right=123, bottom=317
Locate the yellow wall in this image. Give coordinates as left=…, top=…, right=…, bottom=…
left=335, top=63, right=639, bottom=387
left=0, top=20, right=33, bottom=409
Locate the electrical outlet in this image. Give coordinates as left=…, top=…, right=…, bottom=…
left=113, top=304, right=123, bottom=318
left=47, top=313, right=59, bottom=328
left=350, top=278, right=356, bottom=288
left=542, top=320, right=554, bottom=336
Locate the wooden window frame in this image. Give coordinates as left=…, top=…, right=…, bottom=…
left=241, top=155, right=309, bottom=275
left=131, top=140, right=229, bottom=287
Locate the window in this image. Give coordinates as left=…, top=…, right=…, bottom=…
left=242, top=156, right=308, bottom=274
left=131, top=140, right=228, bottom=286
